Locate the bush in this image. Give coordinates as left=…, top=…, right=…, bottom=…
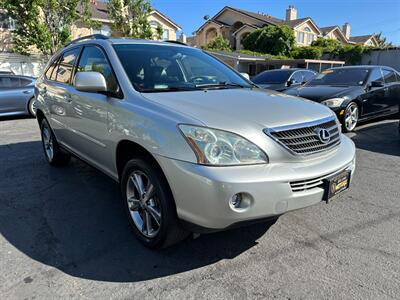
left=242, top=25, right=295, bottom=56
left=201, top=36, right=232, bottom=52
left=338, top=45, right=368, bottom=64
left=291, top=46, right=323, bottom=59
left=311, top=38, right=343, bottom=55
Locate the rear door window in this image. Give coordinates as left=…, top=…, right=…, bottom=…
left=382, top=69, right=397, bottom=84
left=0, top=77, right=20, bottom=88
left=19, top=78, right=33, bottom=87
left=45, top=58, right=60, bottom=80
left=55, top=48, right=81, bottom=84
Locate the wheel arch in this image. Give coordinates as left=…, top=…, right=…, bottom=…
left=115, top=139, right=166, bottom=182
left=35, top=109, right=46, bottom=126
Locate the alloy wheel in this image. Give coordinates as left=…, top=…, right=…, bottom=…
left=126, top=171, right=162, bottom=238
left=41, top=124, right=54, bottom=161
left=344, top=103, right=358, bottom=131
left=29, top=99, right=37, bottom=116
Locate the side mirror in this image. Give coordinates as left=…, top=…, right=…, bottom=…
left=74, top=72, right=107, bottom=93
left=240, top=72, right=250, bottom=80
left=286, top=79, right=295, bottom=87
left=370, top=80, right=384, bottom=88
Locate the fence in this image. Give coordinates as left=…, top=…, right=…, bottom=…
left=360, top=48, right=400, bottom=71
left=0, top=52, right=49, bottom=77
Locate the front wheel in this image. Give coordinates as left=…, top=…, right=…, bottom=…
left=342, top=102, right=359, bottom=132
left=121, top=158, right=188, bottom=249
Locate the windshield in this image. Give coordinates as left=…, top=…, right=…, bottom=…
left=113, top=44, right=252, bottom=92
left=307, top=68, right=370, bottom=86
left=252, top=70, right=292, bottom=84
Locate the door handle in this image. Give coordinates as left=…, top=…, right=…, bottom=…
left=23, top=90, right=31, bottom=94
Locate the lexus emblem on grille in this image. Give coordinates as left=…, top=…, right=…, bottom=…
left=315, top=128, right=331, bottom=144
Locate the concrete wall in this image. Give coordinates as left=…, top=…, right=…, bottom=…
left=360, top=48, right=400, bottom=71
left=0, top=52, right=48, bottom=77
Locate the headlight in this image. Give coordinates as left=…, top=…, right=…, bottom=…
left=178, top=125, right=268, bottom=166
left=321, top=97, right=345, bottom=108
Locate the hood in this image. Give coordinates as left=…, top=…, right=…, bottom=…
left=285, top=85, right=363, bottom=102
left=140, top=88, right=334, bottom=131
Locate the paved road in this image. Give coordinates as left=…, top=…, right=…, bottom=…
left=1, top=117, right=399, bottom=299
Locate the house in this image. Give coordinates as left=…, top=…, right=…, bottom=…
left=0, top=1, right=183, bottom=54
left=73, top=1, right=182, bottom=41
left=190, top=5, right=379, bottom=49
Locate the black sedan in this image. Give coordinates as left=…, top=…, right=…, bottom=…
left=252, top=68, right=316, bottom=92
left=285, top=66, right=400, bottom=132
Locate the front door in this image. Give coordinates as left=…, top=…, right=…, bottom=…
left=362, top=68, right=388, bottom=117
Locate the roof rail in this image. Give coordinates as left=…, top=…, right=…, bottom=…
left=65, top=34, right=109, bottom=47
left=165, top=40, right=188, bottom=46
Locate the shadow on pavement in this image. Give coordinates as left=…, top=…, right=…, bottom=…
left=0, top=141, right=274, bottom=282
left=349, top=120, right=400, bottom=156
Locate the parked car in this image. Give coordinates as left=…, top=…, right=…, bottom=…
left=285, top=66, right=400, bottom=132
left=251, top=68, right=317, bottom=92
left=35, top=35, right=356, bottom=248
left=0, top=70, right=15, bottom=75
left=0, top=75, right=36, bottom=117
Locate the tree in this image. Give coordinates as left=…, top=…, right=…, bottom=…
left=108, top=0, right=155, bottom=39
left=374, top=32, right=392, bottom=48
left=1, top=0, right=95, bottom=55
left=242, top=25, right=295, bottom=56
left=201, top=36, right=231, bottom=52
left=291, top=46, right=323, bottom=59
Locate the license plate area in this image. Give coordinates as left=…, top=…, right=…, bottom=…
left=324, top=170, right=351, bottom=202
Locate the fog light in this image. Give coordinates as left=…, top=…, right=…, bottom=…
left=229, top=192, right=253, bottom=211
left=231, top=193, right=242, bottom=208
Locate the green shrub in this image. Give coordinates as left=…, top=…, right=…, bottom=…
left=291, top=46, right=323, bottom=59
left=201, top=36, right=232, bottom=52
left=242, top=25, right=295, bottom=56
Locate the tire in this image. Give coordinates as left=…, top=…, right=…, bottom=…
left=341, top=102, right=359, bottom=132
left=40, top=118, right=71, bottom=166
left=28, top=97, right=37, bottom=117
left=121, top=158, right=189, bottom=249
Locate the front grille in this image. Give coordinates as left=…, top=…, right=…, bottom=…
left=266, top=117, right=341, bottom=155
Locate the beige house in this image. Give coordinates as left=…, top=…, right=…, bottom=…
left=74, top=1, right=182, bottom=41
left=0, top=1, right=182, bottom=54
left=191, top=5, right=379, bottom=49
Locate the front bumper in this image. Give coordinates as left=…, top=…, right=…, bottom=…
left=156, top=135, right=356, bottom=230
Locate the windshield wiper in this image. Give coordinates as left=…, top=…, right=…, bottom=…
left=140, top=86, right=198, bottom=93
left=195, top=82, right=247, bottom=89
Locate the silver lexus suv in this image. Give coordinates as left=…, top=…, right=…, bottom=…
left=35, top=35, right=356, bottom=248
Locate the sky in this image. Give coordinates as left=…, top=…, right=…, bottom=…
left=151, top=0, right=400, bottom=45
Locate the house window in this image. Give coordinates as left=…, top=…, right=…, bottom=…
left=150, top=21, right=160, bottom=29
left=0, top=15, right=16, bottom=30
left=162, top=29, right=169, bottom=40
left=297, top=32, right=304, bottom=44
left=303, top=27, right=314, bottom=45
left=93, top=24, right=111, bottom=36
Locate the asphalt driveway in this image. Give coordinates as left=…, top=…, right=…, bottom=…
left=1, top=117, right=399, bottom=299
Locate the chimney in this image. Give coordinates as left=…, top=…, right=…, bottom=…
left=342, top=22, right=351, bottom=39
left=286, top=5, right=297, bottom=21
